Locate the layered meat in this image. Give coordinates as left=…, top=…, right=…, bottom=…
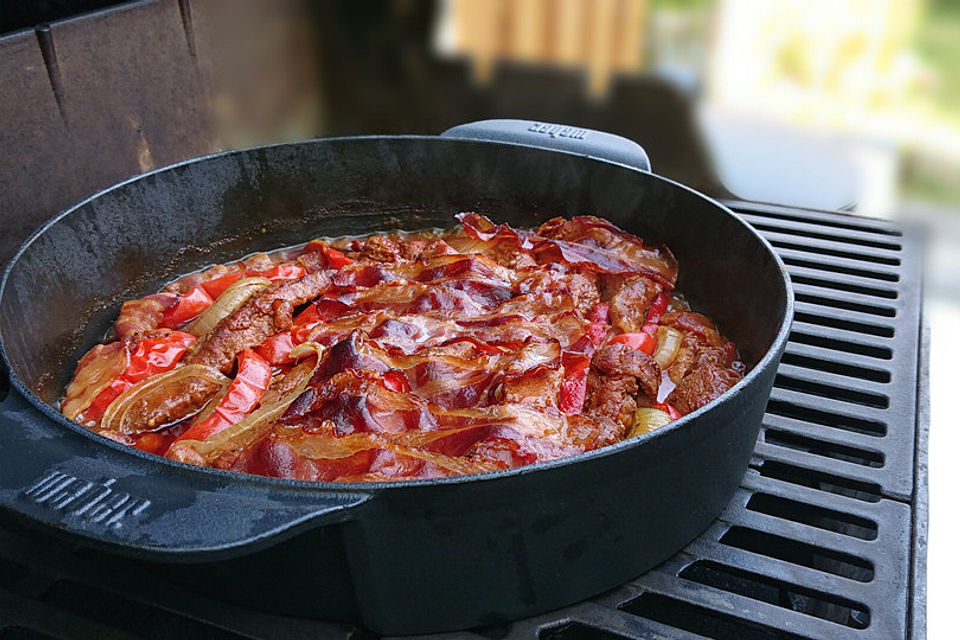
left=61, top=213, right=744, bottom=481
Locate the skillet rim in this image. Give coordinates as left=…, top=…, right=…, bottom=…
left=0, top=134, right=795, bottom=494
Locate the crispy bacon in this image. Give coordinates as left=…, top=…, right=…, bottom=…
left=62, top=214, right=744, bottom=481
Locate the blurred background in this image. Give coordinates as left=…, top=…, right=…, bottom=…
left=0, top=0, right=955, bottom=635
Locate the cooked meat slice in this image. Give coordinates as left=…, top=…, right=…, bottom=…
left=567, top=272, right=601, bottom=317
left=486, top=244, right=537, bottom=270
left=668, top=332, right=703, bottom=382
left=399, top=238, right=458, bottom=261
left=187, top=271, right=331, bottom=373
left=600, top=274, right=661, bottom=333
left=591, top=343, right=661, bottom=400
left=661, top=311, right=739, bottom=384
left=583, top=343, right=662, bottom=443
left=518, top=269, right=600, bottom=318
left=122, top=375, right=224, bottom=432
left=359, top=235, right=402, bottom=262
left=584, top=372, right=636, bottom=445
left=668, top=362, right=741, bottom=415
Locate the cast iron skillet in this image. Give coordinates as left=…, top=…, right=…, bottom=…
left=0, top=120, right=792, bottom=634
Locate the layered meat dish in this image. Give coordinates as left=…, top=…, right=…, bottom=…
left=61, top=214, right=745, bottom=481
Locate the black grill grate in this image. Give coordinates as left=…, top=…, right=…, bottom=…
left=0, top=201, right=927, bottom=640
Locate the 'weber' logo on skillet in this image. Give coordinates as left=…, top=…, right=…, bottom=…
left=21, top=471, right=150, bottom=529
left=527, top=123, right=588, bottom=140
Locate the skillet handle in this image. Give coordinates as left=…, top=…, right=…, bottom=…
left=0, top=377, right=371, bottom=561
left=442, top=119, right=651, bottom=172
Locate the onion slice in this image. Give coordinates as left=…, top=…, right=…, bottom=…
left=100, top=364, right=230, bottom=435
left=62, top=342, right=129, bottom=421
left=184, top=277, right=271, bottom=336
left=653, top=326, right=682, bottom=369
left=628, top=407, right=673, bottom=438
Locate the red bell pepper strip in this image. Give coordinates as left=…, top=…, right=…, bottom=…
left=641, top=292, right=670, bottom=335
left=256, top=332, right=297, bottom=365
left=84, top=331, right=197, bottom=421
left=159, top=286, right=214, bottom=328
left=304, top=241, right=355, bottom=269
left=134, top=432, right=168, bottom=455
left=255, top=303, right=325, bottom=365
left=293, top=303, right=321, bottom=325
left=582, top=302, right=610, bottom=348
left=250, top=263, right=305, bottom=281
left=200, top=273, right=243, bottom=299
left=559, top=352, right=591, bottom=415
left=657, top=402, right=683, bottom=420
left=324, top=247, right=354, bottom=269
left=175, top=348, right=271, bottom=442
left=608, top=332, right=657, bottom=355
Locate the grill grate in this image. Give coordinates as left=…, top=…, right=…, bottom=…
left=0, top=201, right=927, bottom=640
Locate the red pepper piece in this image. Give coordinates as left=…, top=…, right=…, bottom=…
left=257, top=332, right=297, bottom=365
left=382, top=370, right=411, bottom=393
left=657, top=402, right=683, bottom=420
left=134, top=432, right=168, bottom=455
left=324, top=247, right=354, bottom=269
left=84, top=331, right=197, bottom=421
left=159, top=286, right=214, bottom=328
left=176, top=348, right=271, bottom=442
left=559, top=352, right=591, bottom=415
left=200, top=273, right=243, bottom=299
left=578, top=302, right=611, bottom=349
left=293, top=303, right=320, bottom=325
left=250, top=263, right=305, bottom=280
left=641, top=292, right=670, bottom=335
left=608, top=332, right=657, bottom=355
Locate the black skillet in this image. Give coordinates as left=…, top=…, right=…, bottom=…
left=0, top=120, right=792, bottom=634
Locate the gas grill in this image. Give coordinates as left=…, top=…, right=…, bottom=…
left=0, top=198, right=927, bottom=640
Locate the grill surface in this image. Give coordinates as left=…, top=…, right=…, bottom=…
left=0, top=200, right=927, bottom=640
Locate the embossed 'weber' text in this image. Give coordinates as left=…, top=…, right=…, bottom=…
left=21, top=471, right=150, bottom=529
left=527, top=123, right=588, bottom=140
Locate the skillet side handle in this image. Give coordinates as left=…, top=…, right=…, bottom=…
left=441, top=119, right=651, bottom=173
left=0, top=385, right=371, bottom=562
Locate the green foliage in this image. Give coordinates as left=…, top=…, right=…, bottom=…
left=913, top=0, right=960, bottom=112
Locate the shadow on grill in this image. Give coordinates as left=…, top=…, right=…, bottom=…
left=753, top=460, right=883, bottom=502
left=779, top=352, right=892, bottom=382
left=773, top=375, right=890, bottom=408
left=787, top=275, right=898, bottom=300
left=745, top=492, right=879, bottom=540
left=793, top=293, right=897, bottom=318
left=764, top=400, right=887, bottom=437
left=781, top=257, right=900, bottom=283
left=763, top=429, right=885, bottom=468
left=620, top=592, right=813, bottom=640
left=678, top=560, right=870, bottom=628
